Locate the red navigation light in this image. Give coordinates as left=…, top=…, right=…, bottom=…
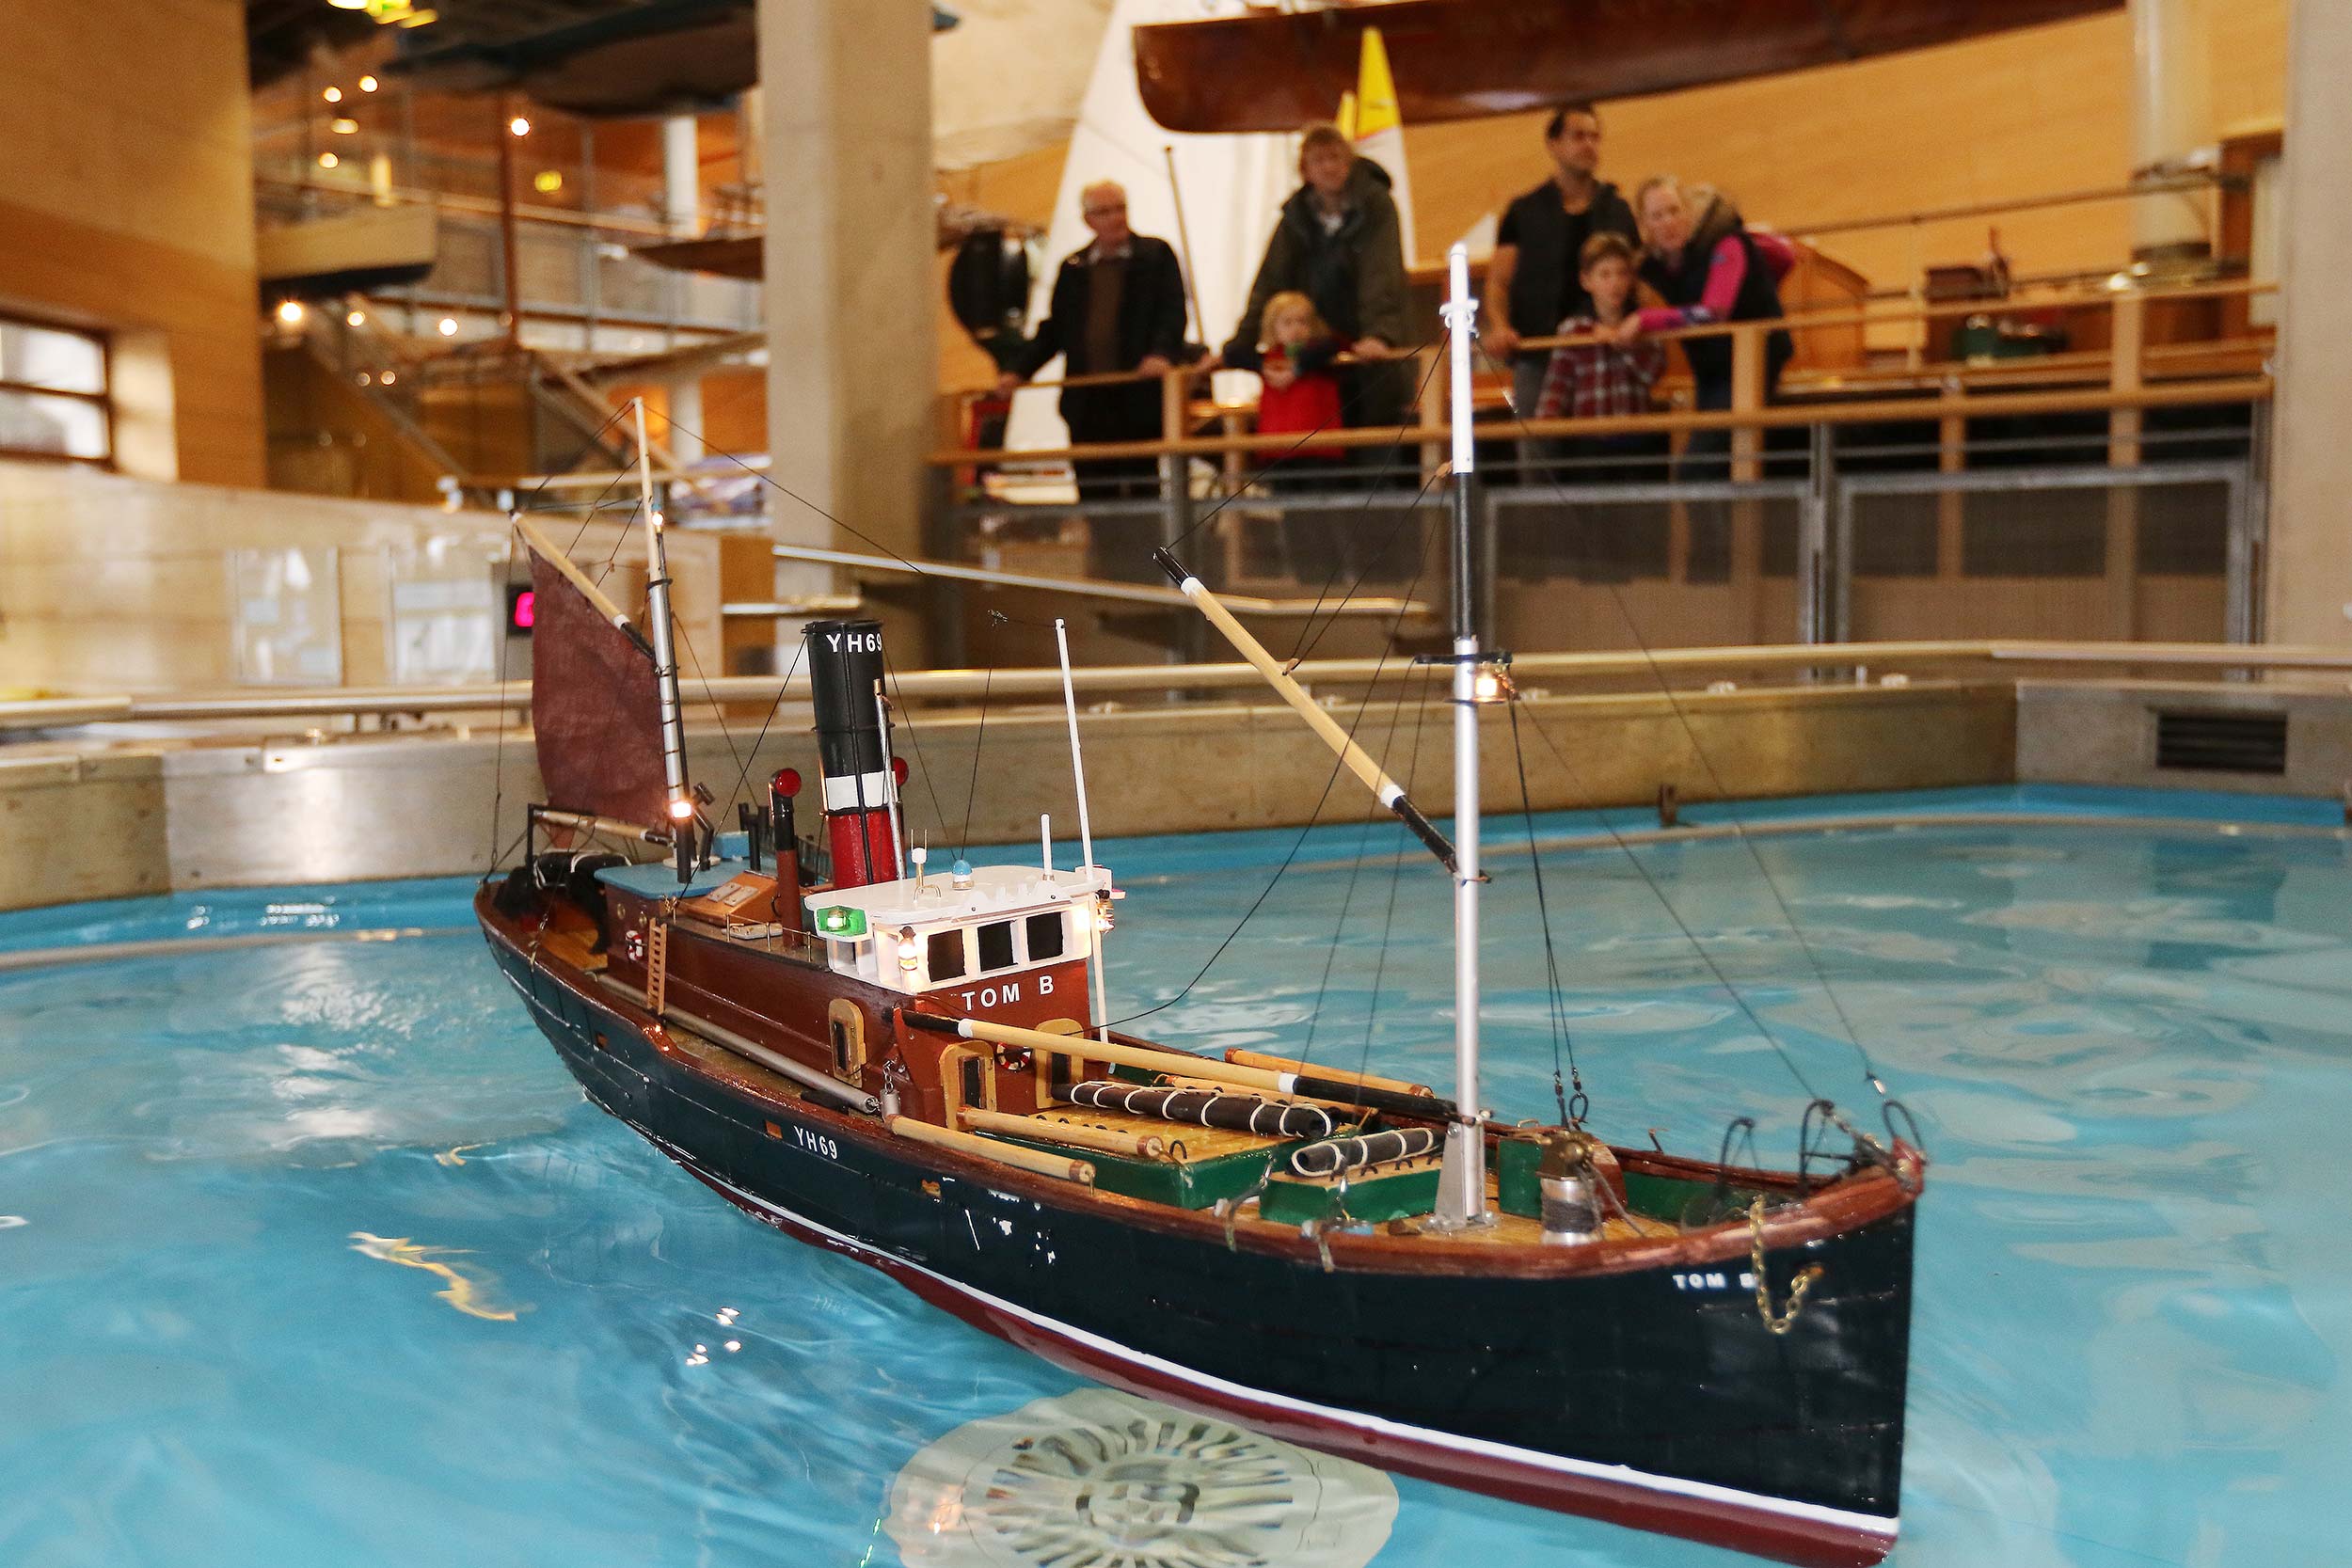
left=891, top=756, right=909, bottom=785
left=771, top=768, right=803, bottom=799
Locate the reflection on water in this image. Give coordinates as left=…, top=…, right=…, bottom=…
left=348, top=1232, right=528, bottom=1323
left=2, top=797, right=2349, bottom=1567
left=886, top=1388, right=1397, bottom=1568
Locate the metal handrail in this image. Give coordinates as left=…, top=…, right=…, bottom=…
left=7, top=641, right=2344, bottom=734
left=763, top=541, right=1433, bottom=618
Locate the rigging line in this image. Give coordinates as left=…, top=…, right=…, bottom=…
left=553, top=479, right=634, bottom=555
left=1471, top=338, right=1885, bottom=1098
left=1518, top=709, right=1824, bottom=1105
left=1279, top=345, right=1449, bottom=663
left=1168, top=411, right=1372, bottom=550
left=483, top=519, right=522, bottom=882
left=1298, top=510, right=1442, bottom=1067
left=1287, top=461, right=1445, bottom=670
left=547, top=406, right=641, bottom=553
left=1507, top=697, right=1585, bottom=1125
left=1167, top=341, right=1445, bottom=558
left=1104, top=508, right=1437, bottom=1032
left=1359, top=654, right=1440, bottom=1081
left=720, top=637, right=806, bottom=822
left=671, top=614, right=751, bottom=821
left=644, top=346, right=1385, bottom=604
left=957, top=647, right=996, bottom=859
left=586, top=496, right=646, bottom=594
left=1299, top=808, right=1382, bottom=1063
left=1104, top=740, right=1356, bottom=1032
left=639, top=406, right=938, bottom=582
left=483, top=402, right=638, bottom=880
left=882, top=648, right=953, bottom=854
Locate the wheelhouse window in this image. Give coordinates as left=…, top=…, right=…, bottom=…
left=0, top=316, right=110, bottom=464
left=927, top=929, right=966, bottom=980
left=977, top=919, right=1016, bottom=972
left=1025, top=911, right=1066, bottom=961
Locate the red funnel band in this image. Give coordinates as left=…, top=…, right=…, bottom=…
left=826, top=808, right=898, bottom=890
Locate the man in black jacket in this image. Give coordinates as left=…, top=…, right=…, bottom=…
left=1481, top=103, right=1640, bottom=454
left=1001, top=182, right=1190, bottom=557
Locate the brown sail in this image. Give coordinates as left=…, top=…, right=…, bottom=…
left=527, top=548, right=669, bottom=832
left=1133, top=0, right=2119, bottom=135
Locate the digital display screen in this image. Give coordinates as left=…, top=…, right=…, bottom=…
left=506, top=584, right=535, bottom=634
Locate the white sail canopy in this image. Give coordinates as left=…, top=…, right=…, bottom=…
left=1006, top=0, right=1299, bottom=452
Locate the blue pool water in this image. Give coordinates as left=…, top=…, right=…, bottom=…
left=4, top=784, right=2348, bottom=1567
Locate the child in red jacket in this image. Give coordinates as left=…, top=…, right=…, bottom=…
left=1254, top=291, right=1355, bottom=579
left=1255, top=291, right=1346, bottom=470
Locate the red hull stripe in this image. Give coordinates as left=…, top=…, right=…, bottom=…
left=670, top=1151, right=1899, bottom=1568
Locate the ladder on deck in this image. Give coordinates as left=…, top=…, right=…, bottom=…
left=646, top=919, right=671, bottom=1017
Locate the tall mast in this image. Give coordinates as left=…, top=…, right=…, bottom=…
left=636, top=398, right=695, bottom=840
left=1432, top=244, right=1489, bottom=1229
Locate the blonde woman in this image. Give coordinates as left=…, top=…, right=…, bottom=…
left=1616, top=176, right=1795, bottom=479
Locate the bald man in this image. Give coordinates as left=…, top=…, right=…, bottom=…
left=1002, top=181, right=1191, bottom=577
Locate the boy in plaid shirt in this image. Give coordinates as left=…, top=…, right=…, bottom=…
left=1524, top=231, right=1675, bottom=479
left=1534, top=231, right=1664, bottom=429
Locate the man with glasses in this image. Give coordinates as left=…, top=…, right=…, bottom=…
left=1000, top=181, right=1191, bottom=578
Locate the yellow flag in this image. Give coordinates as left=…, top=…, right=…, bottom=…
left=1349, top=25, right=1417, bottom=262
left=1354, top=27, right=1402, bottom=140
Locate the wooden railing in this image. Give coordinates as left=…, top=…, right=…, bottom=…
left=954, top=277, right=2277, bottom=485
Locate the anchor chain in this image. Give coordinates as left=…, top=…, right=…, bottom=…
left=1748, top=1196, right=1825, bottom=1336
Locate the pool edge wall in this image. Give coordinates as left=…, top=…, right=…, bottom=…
left=0, top=676, right=2339, bottom=913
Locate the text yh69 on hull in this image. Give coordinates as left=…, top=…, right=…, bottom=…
left=477, top=301, right=1927, bottom=1566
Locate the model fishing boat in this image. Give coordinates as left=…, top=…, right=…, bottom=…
left=476, top=258, right=1925, bottom=1567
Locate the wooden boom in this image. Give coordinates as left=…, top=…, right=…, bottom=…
left=903, top=1010, right=1457, bottom=1123
left=1151, top=548, right=1457, bottom=873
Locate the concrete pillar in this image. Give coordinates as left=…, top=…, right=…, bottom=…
left=2127, top=0, right=2213, bottom=261
left=662, top=114, right=701, bottom=237
left=2265, top=0, right=2352, bottom=646
left=669, top=376, right=706, bottom=465
left=737, top=88, right=763, bottom=188
left=756, top=0, right=937, bottom=609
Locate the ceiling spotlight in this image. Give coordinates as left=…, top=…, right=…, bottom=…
left=380, top=370, right=397, bottom=386
left=331, top=118, right=359, bottom=135
left=317, top=151, right=340, bottom=168
left=323, top=87, right=343, bottom=103
left=532, top=170, right=563, bottom=195
left=346, top=309, right=366, bottom=327
left=359, top=75, right=380, bottom=92
left=276, top=299, right=306, bottom=325
left=437, top=317, right=458, bottom=337
left=508, top=116, right=531, bottom=137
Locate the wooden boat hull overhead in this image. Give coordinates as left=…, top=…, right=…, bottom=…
left=1133, top=0, right=2121, bottom=135
left=480, top=889, right=1919, bottom=1567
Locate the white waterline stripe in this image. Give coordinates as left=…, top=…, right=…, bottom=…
left=688, top=1159, right=1897, bottom=1544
